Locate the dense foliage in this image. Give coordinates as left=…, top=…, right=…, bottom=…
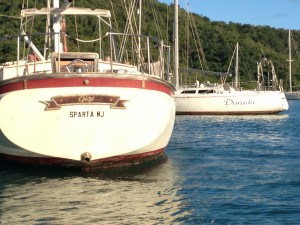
left=0, top=0, right=299, bottom=89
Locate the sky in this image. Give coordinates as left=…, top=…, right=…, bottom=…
left=159, top=0, right=300, bottom=30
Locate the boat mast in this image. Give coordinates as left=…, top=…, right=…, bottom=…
left=288, top=30, right=293, bottom=92
left=138, top=0, right=142, bottom=72
left=174, top=0, right=179, bottom=89
left=52, top=0, right=72, bottom=53
left=52, top=0, right=60, bottom=53
left=235, top=42, right=239, bottom=89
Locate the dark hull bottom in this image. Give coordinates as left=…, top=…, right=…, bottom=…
left=0, top=149, right=166, bottom=173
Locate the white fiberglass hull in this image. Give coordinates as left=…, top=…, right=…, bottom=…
left=285, top=91, right=300, bottom=100
left=0, top=3, right=176, bottom=171
left=175, top=90, right=289, bottom=115
left=0, top=85, right=175, bottom=168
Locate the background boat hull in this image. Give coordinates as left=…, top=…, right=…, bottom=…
left=285, top=92, right=300, bottom=100
left=175, top=91, right=288, bottom=115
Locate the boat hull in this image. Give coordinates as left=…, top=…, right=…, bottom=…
left=0, top=75, right=175, bottom=169
left=285, top=92, right=300, bottom=100
left=175, top=90, right=289, bottom=115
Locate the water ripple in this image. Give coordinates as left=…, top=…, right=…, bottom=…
left=1, top=102, right=300, bottom=224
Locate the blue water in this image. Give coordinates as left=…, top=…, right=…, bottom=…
left=0, top=101, right=300, bottom=224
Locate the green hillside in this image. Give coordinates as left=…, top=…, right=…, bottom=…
left=0, top=0, right=299, bottom=90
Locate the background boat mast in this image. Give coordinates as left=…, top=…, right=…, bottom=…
left=235, top=42, right=239, bottom=89
left=174, top=0, right=179, bottom=89
left=288, top=30, right=293, bottom=92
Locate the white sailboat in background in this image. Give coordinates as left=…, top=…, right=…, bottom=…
left=285, top=30, right=300, bottom=100
left=173, top=1, right=288, bottom=115
left=0, top=0, right=176, bottom=171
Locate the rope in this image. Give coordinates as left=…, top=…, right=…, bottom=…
left=291, top=31, right=300, bottom=64
left=184, top=0, right=207, bottom=70
left=149, top=0, right=163, bottom=41
left=0, top=15, right=21, bottom=19
left=226, top=44, right=236, bottom=74
left=119, top=0, right=140, bottom=62
left=63, top=32, right=108, bottom=43
left=239, top=46, right=252, bottom=79
left=70, top=0, right=80, bottom=51
left=253, top=27, right=266, bottom=58
left=110, top=0, right=120, bottom=34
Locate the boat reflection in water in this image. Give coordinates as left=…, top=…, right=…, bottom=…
left=0, top=158, right=188, bottom=224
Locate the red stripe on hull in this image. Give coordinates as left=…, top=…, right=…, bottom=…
left=0, top=148, right=166, bottom=172
left=0, top=76, right=174, bottom=97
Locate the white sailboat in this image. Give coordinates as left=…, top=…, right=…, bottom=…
left=285, top=30, right=300, bottom=100
left=0, top=0, right=176, bottom=170
left=173, top=1, right=288, bottom=115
